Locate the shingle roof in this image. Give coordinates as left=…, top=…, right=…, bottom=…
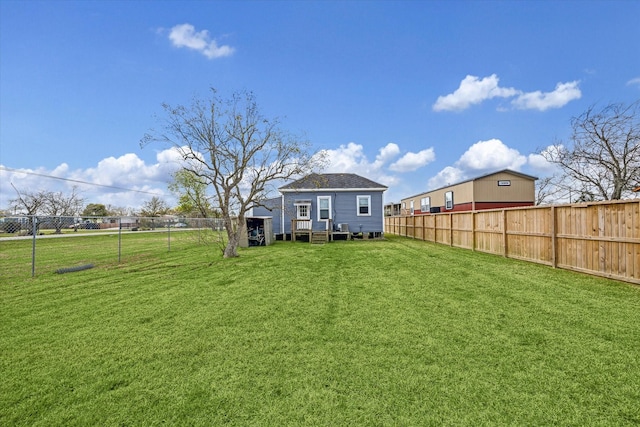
left=279, top=173, right=388, bottom=191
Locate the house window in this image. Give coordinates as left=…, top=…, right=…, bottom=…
left=410, top=200, right=414, bottom=215
left=357, top=195, right=371, bottom=216
left=421, top=196, right=430, bottom=213
left=318, top=196, right=331, bottom=220
left=445, top=191, right=454, bottom=210
left=297, top=204, right=309, bottom=219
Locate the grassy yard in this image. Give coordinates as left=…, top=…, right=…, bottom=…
left=1, top=234, right=639, bottom=426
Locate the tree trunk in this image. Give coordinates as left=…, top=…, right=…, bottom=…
left=222, top=215, right=244, bottom=258
left=223, top=232, right=240, bottom=258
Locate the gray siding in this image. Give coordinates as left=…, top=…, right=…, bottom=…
left=251, top=197, right=283, bottom=235
left=282, top=191, right=384, bottom=234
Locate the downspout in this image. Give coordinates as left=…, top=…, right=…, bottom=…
left=280, top=194, right=285, bottom=236
left=333, top=192, right=338, bottom=231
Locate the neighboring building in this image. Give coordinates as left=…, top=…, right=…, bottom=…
left=400, top=169, right=537, bottom=215
left=384, top=202, right=402, bottom=217
left=252, top=173, right=388, bottom=240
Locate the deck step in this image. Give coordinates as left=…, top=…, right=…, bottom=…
left=311, top=232, right=328, bottom=244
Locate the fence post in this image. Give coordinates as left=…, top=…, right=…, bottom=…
left=118, top=217, right=122, bottom=263
left=31, top=216, right=37, bottom=278
left=472, top=211, right=476, bottom=251
left=449, top=213, right=453, bottom=246
left=551, top=206, right=557, bottom=268
left=432, top=215, right=436, bottom=243
left=502, top=209, right=508, bottom=258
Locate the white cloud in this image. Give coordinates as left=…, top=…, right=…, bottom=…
left=0, top=149, right=184, bottom=211
left=627, top=77, right=640, bottom=88
left=425, top=139, right=527, bottom=190
left=389, top=148, right=436, bottom=172
left=527, top=153, right=554, bottom=172
left=321, top=142, right=368, bottom=172
left=457, top=138, right=527, bottom=171
left=79, top=153, right=161, bottom=187
left=375, top=143, right=401, bottom=163
left=3, top=142, right=422, bottom=211
left=512, top=81, right=581, bottom=111
left=168, top=23, right=234, bottom=59
left=527, top=145, right=564, bottom=174
left=320, top=142, right=435, bottom=188
left=427, top=166, right=466, bottom=190
left=321, top=143, right=398, bottom=187
left=432, top=74, right=518, bottom=112
left=433, top=74, right=581, bottom=112
left=321, top=142, right=434, bottom=174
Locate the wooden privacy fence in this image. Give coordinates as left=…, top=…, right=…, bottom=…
left=385, top=199, right=640, bottom=285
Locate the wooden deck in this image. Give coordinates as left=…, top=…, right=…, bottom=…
left=290, top=219, right=381, bottom=243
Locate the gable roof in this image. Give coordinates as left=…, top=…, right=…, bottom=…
left=279, top=173, right=388, bottom=192
left=470, top=169, right=538, bottom=183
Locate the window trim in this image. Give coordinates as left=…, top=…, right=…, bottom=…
left=420, top=196, right=430, bottom=213
left=410, top=200, right=414, bottom=215
left=356, top=195, right=371, bottom=216
left=317, top=196, right=331, bottom=221
left=295, top=203, right=311, bottom=220
left=445, top=191, right=454, bottom=210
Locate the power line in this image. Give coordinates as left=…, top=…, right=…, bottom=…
left=0, top=166, right=164, bottom=195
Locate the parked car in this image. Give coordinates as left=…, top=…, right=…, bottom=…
left=2, top=221, right=21, bottom=233
left=173, top=222, right=187, bottom=228
left=69, top=221, right=100, bottom=230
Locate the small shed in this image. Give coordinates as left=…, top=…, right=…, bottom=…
left=239, top=216, right=273, bottom=247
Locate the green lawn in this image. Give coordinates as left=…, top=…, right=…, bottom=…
left=1, top=235, right=639, bottom=426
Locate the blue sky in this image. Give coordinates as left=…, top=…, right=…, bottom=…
left=1, top=0, right=639, bottom=210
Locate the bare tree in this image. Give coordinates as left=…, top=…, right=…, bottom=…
left=106, top=205, right=135, bottom=217
left=139, top=196, right=170, bottom=217
left=9, top=187, right=46, bottom=233
left=540, top=100, right=640, bottom=200
left=535, top=176, right=563, bottom=205
left=9, top=186, right=84, bottom=233
left=9, top=187, right=46, bottom=217
left=142, top=88, right=322, bottom=258
left=42, top=187, right=84, bottom=232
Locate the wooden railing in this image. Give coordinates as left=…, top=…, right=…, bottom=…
left=292, top=219, right=312, bottom=230
left=385, top=199, right=640, bottom=285
left=291, top=219, right=312, bottom=242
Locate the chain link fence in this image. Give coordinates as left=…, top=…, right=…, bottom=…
left=0, top=215, right=226, bottom=279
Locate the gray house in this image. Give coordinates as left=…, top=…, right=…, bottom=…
left=251, top=173, right=388, bottom=242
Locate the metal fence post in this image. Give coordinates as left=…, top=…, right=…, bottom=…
left=118, top=217, right=122, bottom=263
left=31, top=216, right=37, bottom=278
